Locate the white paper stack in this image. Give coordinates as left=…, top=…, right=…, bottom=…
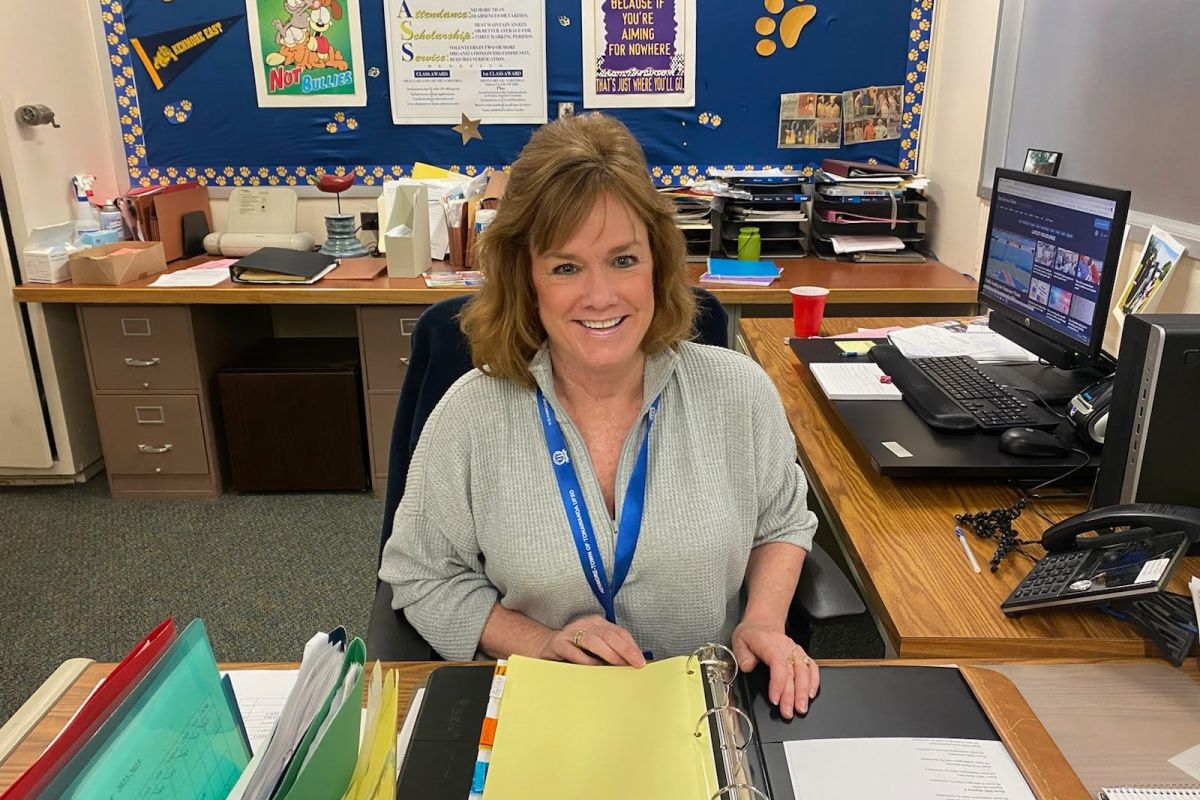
left=809, top=363, right=902, bottom=401
left=830, top=235, right=906, bottom=254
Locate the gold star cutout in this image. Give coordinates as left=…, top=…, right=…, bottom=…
left=452, top=112, right=483, bottom=145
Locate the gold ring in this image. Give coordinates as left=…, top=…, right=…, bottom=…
left=571, top=630, right=586, bottom=649
left=787, top=652, right=813, bottom=666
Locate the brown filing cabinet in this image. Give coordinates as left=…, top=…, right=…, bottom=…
left=357, top=305, right=426, bottom=495
left=78, top=305, right=270, bottom=498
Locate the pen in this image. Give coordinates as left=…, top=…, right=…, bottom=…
left=954, top=526, right=981, bottom=574
left=839, top=351, right=861, bottom=358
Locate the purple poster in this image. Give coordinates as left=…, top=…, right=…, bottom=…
left=583, top=0, right=695, bottom=108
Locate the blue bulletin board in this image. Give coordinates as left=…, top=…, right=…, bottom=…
left=101, top=0, right=935, bottom=188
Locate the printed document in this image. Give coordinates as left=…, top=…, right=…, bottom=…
left=784, top=737, right=1036, bottom=800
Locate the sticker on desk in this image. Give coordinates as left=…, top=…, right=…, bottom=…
left=882, top=441, right=913, bottom=458
left=1133, top=557, right=1170, bottom=585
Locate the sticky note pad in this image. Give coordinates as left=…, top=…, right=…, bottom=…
left=835, top=341, right=874, bottom=354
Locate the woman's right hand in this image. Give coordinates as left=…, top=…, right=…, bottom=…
left=539, top=614, right=646, bottom=667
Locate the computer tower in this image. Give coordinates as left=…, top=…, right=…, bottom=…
left=1092, top=314, right=1200, bottom=509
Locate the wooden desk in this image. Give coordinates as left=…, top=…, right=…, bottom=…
left=0, top=659, right=1099, bottom=799
left=11, top=255, right=978, bottom=310
left=741, top=316, right=1200, bottom=659
left=10, top=257, right=976, bottom=499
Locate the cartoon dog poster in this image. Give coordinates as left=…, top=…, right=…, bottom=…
left=245, top=0, right=366, bottom=107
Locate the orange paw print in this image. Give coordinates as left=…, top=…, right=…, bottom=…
left=756, top=0, right=817, bottom=56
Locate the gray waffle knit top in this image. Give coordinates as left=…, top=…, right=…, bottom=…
left=379, top=341, right=818, bottom=660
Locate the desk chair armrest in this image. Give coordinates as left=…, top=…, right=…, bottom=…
left=366, top=582, right=440, bottom=662
left=795, top=543, right=867, bottom=621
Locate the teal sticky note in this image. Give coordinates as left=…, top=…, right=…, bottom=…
left=706, top=257, right=780, bottom=278
left=42, top=619, right=251, bottom=800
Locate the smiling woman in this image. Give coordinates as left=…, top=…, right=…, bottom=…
left=380, top=113, right=823, bottom=720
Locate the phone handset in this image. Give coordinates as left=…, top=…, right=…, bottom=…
left=1040, top=503, right=1200, bottom=553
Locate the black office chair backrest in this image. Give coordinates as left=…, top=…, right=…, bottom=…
left=378, top=287, right=729, bottom=564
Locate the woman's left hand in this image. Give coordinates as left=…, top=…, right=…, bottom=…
left=731, top=621, right=819, bottom=719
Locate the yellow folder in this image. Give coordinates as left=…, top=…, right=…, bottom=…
left=482, top=655, right=718, bottom=799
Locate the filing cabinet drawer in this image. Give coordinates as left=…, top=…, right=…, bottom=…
left=93, top=395, right=210, bottom=476
left=359, top=306, right=424, bottom=391
left=81, top=306, right=198, bottom=391
left=367, top=392, right=400, bottom=477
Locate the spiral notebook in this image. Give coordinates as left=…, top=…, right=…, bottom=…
left=1099, top=788, right=1200, bottom=799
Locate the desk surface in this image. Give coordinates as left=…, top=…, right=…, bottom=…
left=0, top=659, right=1102, bottom=800
left=11, top=255, right=977, bottom=306
left=742, top=316, right=1200, bottom=659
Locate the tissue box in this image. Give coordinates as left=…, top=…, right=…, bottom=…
left=22, top=222, right=78, bottom=283
left=68, top=241, right=167, bottom=285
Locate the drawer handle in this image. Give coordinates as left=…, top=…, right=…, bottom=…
left=137, top=443, right=173, bottom=454
left=124, top=357, right=161, bottom=367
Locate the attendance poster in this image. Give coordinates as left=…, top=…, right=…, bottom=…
left=583, top=0, right=697, bottom=108
left=385, top=0, right=548, bottom=125
left=244, top=0, right=367, bottom=107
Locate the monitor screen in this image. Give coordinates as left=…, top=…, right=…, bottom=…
left=980, top=172, right=1126, bottom=354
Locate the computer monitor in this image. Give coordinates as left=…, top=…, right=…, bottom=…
left=978, top=169, right=1131, bottom=370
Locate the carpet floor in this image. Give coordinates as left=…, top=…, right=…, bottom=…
left=0, top=476, right=882, bottom=725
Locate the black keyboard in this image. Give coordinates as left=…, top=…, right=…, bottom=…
left=912, top=356, right=1061, bottom=431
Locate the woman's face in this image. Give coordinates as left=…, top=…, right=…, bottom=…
left=530, top=193, right=655, bottom=377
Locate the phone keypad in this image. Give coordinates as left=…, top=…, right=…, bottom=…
left=1007, top=551, right=1089, bottom=601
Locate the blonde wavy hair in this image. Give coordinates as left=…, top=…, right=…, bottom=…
left=459, top=113, right=695, bottom=388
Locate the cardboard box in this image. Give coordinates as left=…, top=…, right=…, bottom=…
left=68, top=241, right=167, bottom=285
left=480, top=171, right=508, bottom=209
left=22, top=221, right=78, bottom=283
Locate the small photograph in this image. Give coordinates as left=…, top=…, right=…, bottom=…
left=778, top=118, right=817, bottom=148
left=1029, top=277, right=1051, bottom=306
left=1118, top=226, right=1188, bottom=315
left=816, top=120, right=841, bottom=147
left=986, top=231, right=1034, bottom=292
left=815, top=93, right=842, bottom=119
left=1053, top=247, right=1078, bottom=276
left=1049, top=286, right=1073, bottom=314
left=842, top=89, right=875, bottom=120
left=844, top=119, right=862, bottom=144
left=1075, top=254, right=1102, bottom=286
left=796, top=93, right=816, bottom=117
left=1069, top=294, right=1097, bottom=325
left=1034, top=240, right=1057, bottom=268
left=1024, top=148, right=1062, bottom=176
left=878, top=85, right=903, bottom=117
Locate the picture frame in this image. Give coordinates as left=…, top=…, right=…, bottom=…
left=1023, top=148, right=1062, bottom=176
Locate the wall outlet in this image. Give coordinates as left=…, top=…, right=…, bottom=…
left=557, top=102, right=575, bottom=118
left=360, top=211, right=379, bottom=232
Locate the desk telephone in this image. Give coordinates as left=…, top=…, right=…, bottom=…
left=1002, top=503, right=1200, bottom=616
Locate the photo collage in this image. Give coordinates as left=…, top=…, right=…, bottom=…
left=843, top=85, right=903, bottom=145
left=778, top=92, right=843, bottom=148
left=992, top=227, right=1103, bottom=334
left=777, top=84, right=902, bottom=149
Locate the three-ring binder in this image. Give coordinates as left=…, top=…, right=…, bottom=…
left=689, top=644, right=771, bottom=800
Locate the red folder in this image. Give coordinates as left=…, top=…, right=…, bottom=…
left=0, top=618, right=176, bottom=800
left=820, top=158, right=915, bottom=178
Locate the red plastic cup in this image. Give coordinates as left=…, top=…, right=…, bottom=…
left=790, top=286, right=829, bottom=338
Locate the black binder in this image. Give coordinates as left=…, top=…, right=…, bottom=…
left=229, top=247, right=338, bottom=284
left=396, top=653, right=1002, bottom=800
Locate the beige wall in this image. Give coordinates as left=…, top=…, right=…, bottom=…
left=920, top=0, right=1000, bottom=278
left=0, top=4, right=119, bottom=476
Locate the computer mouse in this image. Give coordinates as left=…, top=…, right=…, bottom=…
left=998, top=427, right=1073, bottom=458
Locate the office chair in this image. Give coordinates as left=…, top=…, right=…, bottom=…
left=366, top=289, right=865, bottom=661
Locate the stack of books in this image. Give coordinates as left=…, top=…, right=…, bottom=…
left=698, top=256, right=782, bottom=287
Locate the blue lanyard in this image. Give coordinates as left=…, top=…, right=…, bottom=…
left=536, top=389, right=660, bottom=624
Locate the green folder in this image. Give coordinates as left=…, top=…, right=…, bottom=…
left=40, top=619, right=251, bottom=800
left=274, top=637, right=366, bottom=800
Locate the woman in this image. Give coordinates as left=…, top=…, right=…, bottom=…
left=380, top=113, right=819, bottom=718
